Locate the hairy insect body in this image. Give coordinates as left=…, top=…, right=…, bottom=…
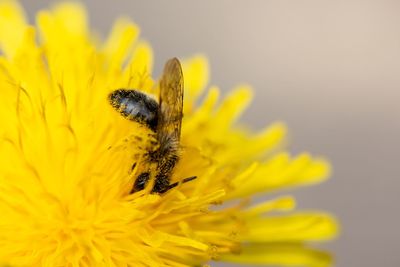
left=131, top=134, right=180, bottom=193
left=152, top=135, right=180, bottom=193
left=109, top=58, right=194, bottom=194
left=109, top=89, right=159, bottom=131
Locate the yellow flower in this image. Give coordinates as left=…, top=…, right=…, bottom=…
left=0, top=1, right=338, bottom=267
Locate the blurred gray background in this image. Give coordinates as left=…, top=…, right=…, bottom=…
left=23, top=1, right=400, bottom=266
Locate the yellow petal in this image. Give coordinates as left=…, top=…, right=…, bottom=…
left=228, top=153, right=331, bottom=199
left=103, top=18, right=140, bottom=70
left=242, top=212, right=339, bottom=242
left=182, top=55, right=209, bottom=109
left=221, top=244, right=333, bottom=267
left=0, top=0, right=27, bottom=58
left=51, top=2, right=88, bottom=37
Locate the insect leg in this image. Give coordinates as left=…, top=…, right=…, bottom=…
left=156, top=176, right=197, bottom=194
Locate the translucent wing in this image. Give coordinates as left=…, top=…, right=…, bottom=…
left=157, top=58, right=184, bottom=141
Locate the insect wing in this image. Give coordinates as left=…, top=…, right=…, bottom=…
left=157, top=58, right=184, bottom=140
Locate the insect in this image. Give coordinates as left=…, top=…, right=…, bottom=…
left=109, top=58, right=195, bottom=194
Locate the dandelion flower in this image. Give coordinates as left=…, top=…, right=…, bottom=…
left=0, top=1, right=338, bottom=267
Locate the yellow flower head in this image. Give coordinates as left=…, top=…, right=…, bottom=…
left=0, top=1, right=338, bottom=267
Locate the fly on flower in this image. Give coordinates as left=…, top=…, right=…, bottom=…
left=109, top=58, right=196, bottom=194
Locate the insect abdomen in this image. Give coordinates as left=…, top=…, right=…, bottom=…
left=109, top=89, right=159, bottom=131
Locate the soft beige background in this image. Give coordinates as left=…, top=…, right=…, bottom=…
left=23, top=1, right=400, bottom=266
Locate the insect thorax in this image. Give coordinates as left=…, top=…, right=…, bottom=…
left=131, top=134, right=180, bottom=193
